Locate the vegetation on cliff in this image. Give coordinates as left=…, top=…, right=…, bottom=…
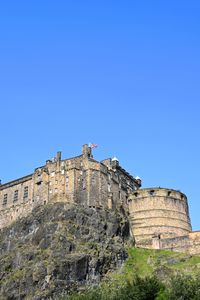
left=1, top=203, right=200, bottom=299
left=0, top=202, right=129, bottom=299
left=63, top=248, right=200, bottom=300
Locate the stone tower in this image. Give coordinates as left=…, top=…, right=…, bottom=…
left=128, top=187, right=192, bottom=248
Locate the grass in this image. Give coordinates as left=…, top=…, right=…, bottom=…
left=58, top=247, right=200, bottom=299
left=123, top=248, right=200, bottom=277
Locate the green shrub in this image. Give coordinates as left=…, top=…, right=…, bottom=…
left=161, top=274, right=200, bottom=300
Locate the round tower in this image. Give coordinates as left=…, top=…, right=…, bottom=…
left=128, top=188, right=192, bottom=248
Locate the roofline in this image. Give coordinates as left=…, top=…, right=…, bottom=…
left=138, top=187, right=186, bottom=195
left=0, top=174, right=33, bottom=190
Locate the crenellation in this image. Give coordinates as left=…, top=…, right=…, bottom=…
left=128, top=187, right=192, bottom=248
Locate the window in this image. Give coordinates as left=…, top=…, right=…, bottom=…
left=66, top=176, right=69, bottom=191
left=24, top=186, right=29, bottom=199
left=149, top=190, right=155, bottom=196
left=3, top=194, right=8, bottom=205
left=13, top=190, right=19, bottom=202
left=82, top=179, right=86, bottom=190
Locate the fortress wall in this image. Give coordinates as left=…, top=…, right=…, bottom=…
left=149, top=232, right=200, bottom=255
left=187, top=232, right=200, bottom=255
left=100, top=170, right=109, bottom=207
left=0, top=176, right=33, bottom=215
left=88, top=161, right=100, bottom=207
left=0, top=145, right=141, bottom=229
left=134, top=231, right=200, bottom=255
left=157, top=235, right=191, bottom=253
left=0, top=198, right=34, bottom=229
left=128, top=188, right=192, bottom=245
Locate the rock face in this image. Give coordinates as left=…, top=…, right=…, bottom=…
left=0, top=203, right=130, bottom=299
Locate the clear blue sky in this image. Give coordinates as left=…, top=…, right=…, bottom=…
left=0, top=1, right=200, bottom=229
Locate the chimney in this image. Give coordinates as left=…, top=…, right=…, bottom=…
left=57, top=151, right=62, bottom=161
left=82, top=144, right=92, bottom=158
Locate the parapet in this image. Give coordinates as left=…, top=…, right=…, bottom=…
left=128, top=187, right=192, bottom=248
left=131, top=187, right=187, bottom=201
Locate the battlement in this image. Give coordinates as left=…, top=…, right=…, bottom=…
left=131, top=187, right=187, bottom=201
left=128, top=187, right=192, bottom=248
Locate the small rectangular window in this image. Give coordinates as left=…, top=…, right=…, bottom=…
left=82, top=179, right=86, bottom=190
left=149, top=190, right=155, bottom=196
left=13, top=190, right=19, bottom=202
left=24, top=186, right=29, bottom=199
left=3, top=194, right=8, bottom=205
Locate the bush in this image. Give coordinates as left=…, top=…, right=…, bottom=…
left=61, top=274, right=200, bottom=300
left=116, top=276, right=164, bottom=300
left=63, top=275, right=164, bottom=300
left=159, top=274, right=200, bottom=300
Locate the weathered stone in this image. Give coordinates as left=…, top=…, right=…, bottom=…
left=0, top=145, right=140, bottom=230
left=0, top=202, right=129, bottom=299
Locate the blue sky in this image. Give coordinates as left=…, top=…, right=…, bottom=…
left=0, top=1, right=200, bottom=229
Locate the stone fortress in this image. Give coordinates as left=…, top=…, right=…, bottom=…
left=0, top=144, right=200, bottom=254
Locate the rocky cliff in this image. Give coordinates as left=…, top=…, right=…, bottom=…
left=0, top=203, right=130, bottom=299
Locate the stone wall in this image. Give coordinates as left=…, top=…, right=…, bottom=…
left=0, top=145, right=141, bottom=229
left=148, top=231, right=200, bottom=255
left=128, top=188, right=192, bottom=247
left=1, top=146, right=200, bottom=256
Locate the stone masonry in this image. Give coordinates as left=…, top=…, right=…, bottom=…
left=0, top=144, right=141, bottom=229
left=128, top=188, right=192, bottom=247
left=1, top=145, right=200, bottom=255
left=128, top=188, right=200, bottom=255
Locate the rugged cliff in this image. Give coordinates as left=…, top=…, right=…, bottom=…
left=0, top=203, right=130, bottom=299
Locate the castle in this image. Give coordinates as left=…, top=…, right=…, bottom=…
left=1, top=144, right=200, bottom=254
